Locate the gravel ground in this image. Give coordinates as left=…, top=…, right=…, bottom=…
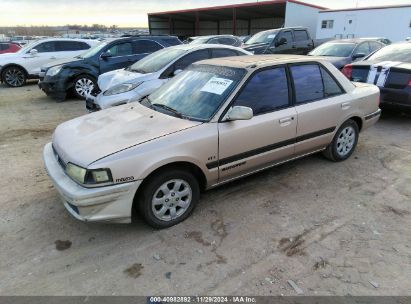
left=0, top=82, right=410, bottom=296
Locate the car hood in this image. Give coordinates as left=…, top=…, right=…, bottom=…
left=52, top=103, right=202, bottom=167
left=42, top=57, right=84, bottom=70
left=314, top=56, right=351, bottom=69
left=98, top=68, right=156, bottom=92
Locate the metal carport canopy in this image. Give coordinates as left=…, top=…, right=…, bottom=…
left=148, top=0, right=325, bottom=38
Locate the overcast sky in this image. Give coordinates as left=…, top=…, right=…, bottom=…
left=1, top=0, right=410, bottom=27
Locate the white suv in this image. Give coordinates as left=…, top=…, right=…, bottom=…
left=0, top=38, right=98, bottom=87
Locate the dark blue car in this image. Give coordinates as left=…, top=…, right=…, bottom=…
left=38, top=35, right=181, bottom=100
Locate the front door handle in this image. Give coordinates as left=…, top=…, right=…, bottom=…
left=341, top=102, right=351, bottom=109
left=50, top=56, right=56, bottom=59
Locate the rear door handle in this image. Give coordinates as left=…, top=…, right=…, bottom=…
left=50, top=56, right=56, bottom=59
left=341, top=102, right=351, bottom=109
left=279, top=117, right=294, bottom=125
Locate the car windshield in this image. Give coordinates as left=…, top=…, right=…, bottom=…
left=127, top=48, right=187, bottom=74
left=145, top=64, right=246, bottom=121
left=245, top=31, right=278, bottom=45
left=309, top=42, right=356, bottom=57
left=190, top=37, right=209, bottom=45
left=77, top=41, right=108, bottom=59
left=367, top=43, right=411, bottom=63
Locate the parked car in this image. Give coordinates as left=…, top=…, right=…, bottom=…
left=0, top=42, right=21, bottom=54
left=362, top=37, right=392, bottom=45
left=187, top=35, right=242, bottom=47
left=38, top=36, right=182, bottom=100
left=308, top=39, right=385, bottom=69
left=242, top=27, right=315, bottom=55
left=0, top=38, right=98, bottom=87
left=341, top=41, right=411, bottom=110
left=43, top=55, right=380, bottom=228
left=86, top=44, right=251, bottom=111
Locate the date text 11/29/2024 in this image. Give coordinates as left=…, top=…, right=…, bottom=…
left=148, top=296, right=257, bottom=303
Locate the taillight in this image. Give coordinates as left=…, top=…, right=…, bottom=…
left=408, top=78, right=411, bottom=87
left=341, top=64, right=353, bottom=79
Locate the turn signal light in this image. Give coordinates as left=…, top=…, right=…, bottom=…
left=341, top=64, right=353, bottom=79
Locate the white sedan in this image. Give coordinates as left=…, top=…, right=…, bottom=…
left=86, top=44, right=251, bottom=111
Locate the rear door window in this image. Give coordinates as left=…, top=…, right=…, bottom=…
left=290, top=64, right=324, bottom=103
left=134, top=40, right=163, bottom=54
left=294, top=30, right=309, bottom=42
left=174, top=50, right=209, bottom=70
left=218, top=37, right=237, bottom=46
left=369, top=41, right=382, bottom=52
left=233, top=67, right=290, bottom=115
left=211, top=48, right=239, bottom=58
left=107, top=42, right=133, bottom=56
left=56, top=41, right=90, bottom=51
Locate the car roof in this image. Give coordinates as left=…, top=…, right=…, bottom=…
left=194, top=54, right=327, bottom=69
left=168, top=43, right=244, bottom=51
left=325, top=38, right=380, bottom=44
left=190, top=35, right=237, bottom=39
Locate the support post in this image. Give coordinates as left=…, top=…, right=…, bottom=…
left=195, top=11, right=200, bottom=36
left=232, top=8, right=237, bottom=35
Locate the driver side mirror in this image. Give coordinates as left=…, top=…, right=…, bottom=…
left=223, top=106, right=253, bottom=121
left=352, top=53, right=365, bottom=60
left=275, top=37, right=287, bottom=47
left=173, top=69, right=183, bottom=76
left=29, top=49, right=38, bottom=56
left=100, top=51, right=112, bottom=60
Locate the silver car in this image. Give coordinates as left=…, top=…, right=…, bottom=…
left=44, top=55, right=381, bottom=228
left=86, top=44, right=251, bottom=111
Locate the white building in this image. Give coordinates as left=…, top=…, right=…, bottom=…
left=316, top=4, right=411, bottom=42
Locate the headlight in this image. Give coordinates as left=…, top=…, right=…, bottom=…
left=103, top=82, right=142, bottom=96
left=66, top=163, right=112, bottom=185
left=46, top=65, right=62, bottom=77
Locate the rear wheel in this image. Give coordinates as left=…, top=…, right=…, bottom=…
left=323, top=119, right=359, bottom=161
left=72, top=75, right=96, bottom=99
left=137, top=169, right=200, bottom=228
left=2, top=66, right=26, bottom=87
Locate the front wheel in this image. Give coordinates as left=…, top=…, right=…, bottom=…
left=72, top=75, right=96, bottom=99
left=323, top=119, right=359, bottom=161
left=2, top=66, right=26, bottom=87
left=137, top=169, right=200, bottom=228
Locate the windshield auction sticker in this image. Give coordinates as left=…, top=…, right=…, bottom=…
left=200, top=77, right=233, bottom=95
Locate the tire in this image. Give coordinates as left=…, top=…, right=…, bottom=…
left=323, top=119, right=359, bottom=162
left=137, top=169, right=200, bottom=229
left=72, top=75, right=96, bottom=99
left=2, top=66, right=26, bottom=87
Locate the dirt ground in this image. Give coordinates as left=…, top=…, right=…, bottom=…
left=0, top=82, right=410, bottom=296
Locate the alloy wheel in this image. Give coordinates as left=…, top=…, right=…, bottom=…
left=74, top=78, right=94, bottom=97
left=336, top=126, right=356, bottom=157
left=151, top=179, right=192, bottom=221
left=5, top=68, right=25, bottom=87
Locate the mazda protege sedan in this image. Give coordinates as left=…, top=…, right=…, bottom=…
left=43, top=55, right=381, bottom=228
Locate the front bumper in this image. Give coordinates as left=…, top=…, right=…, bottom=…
left=43, top=142, right=142, bottom=223
left=38, top=76, right=67, bottom=99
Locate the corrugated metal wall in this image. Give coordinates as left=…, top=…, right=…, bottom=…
left=149, top=15, right=285, bottom=37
